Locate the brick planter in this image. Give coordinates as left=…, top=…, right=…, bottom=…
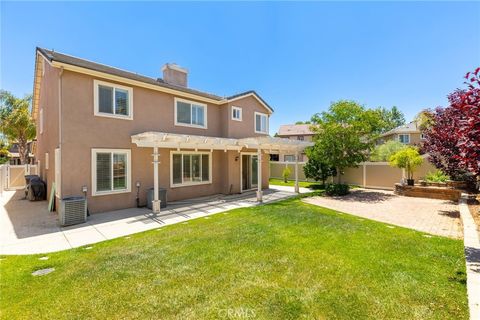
left=394, top=183, right=461, bottom=201
left=418, top=181, right=468, bottom=189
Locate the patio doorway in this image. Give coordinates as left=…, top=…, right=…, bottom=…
left=241, top=154, right=258, bottom=192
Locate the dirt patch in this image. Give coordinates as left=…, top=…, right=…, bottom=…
left=468, top=195, right=480, bottom=232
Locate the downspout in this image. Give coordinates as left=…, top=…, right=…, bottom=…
left=58, top=66, right=64, bottom=200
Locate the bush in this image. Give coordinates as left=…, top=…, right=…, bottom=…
left=282, top=166, right=291, bottom=183
left=325, top=183, right=350, bottom=196
left=370, top=140, right=407, bottom=162
left=425, top=170, right=449, bottom=183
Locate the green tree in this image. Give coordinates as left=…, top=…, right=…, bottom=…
left=310, top=100, right=383, bottom=183
left=295, top=121, right=311, bottom=125
left=389, top=147, right=423, bottom=181
left=282, top=166, right=291, bottom=183
left=303, top=146, right=336, bottom=186
left=0, top=139, right=9, bottom=164
left=370, top=140, right=407, bottom=162
left=0, top=90, right=36, bottom=164
left=377, top=106, right=406, bottom=132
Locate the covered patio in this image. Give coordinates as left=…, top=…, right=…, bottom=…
left=1, top=187, right=306, bottom=254
left=131, top=132, right=313, bottom=213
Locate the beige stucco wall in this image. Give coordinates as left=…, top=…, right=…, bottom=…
left=225, top=97, right=272, bottom=139
left=35, top=60, right=60, bottom=200
left=382, top=132, right=423, bottom=145
left=37, top=68, right=273, bottom=213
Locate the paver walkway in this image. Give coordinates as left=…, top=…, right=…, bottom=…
left=303, top=188, right=462, bottom=238
left=1, top=187, right=301, bottom=255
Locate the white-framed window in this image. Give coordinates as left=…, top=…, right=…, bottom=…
left=231, top=106, right=242, bottom=121
left=170, top=151, right=211, bottom=187
left=91, top=149, right=131, bottom=196
left=39, top=108, right=44, bottom=134
left=93, top=80, right=133, bottom=120
left=45, top=152, right=49, bottom=170
left=421, top=133, right=426, bottom=140
left=398, top=134, right=410, bottom=144
left=284, top=155, right=295, bottom=162
left=174, top=98, right=207, bottom=128
left=254, top=112, right=268, bottom=134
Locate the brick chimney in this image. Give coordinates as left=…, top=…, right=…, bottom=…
left=162, top=63, right=188, bottom=87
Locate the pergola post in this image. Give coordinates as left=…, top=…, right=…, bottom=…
left=152, top=146, right=161, bottom=213
left=294, top=150, right=299, bottom=193
left=257, top=149, right=263, bottom=202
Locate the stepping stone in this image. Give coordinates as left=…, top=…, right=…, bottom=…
left=204, top=217, right=210, bottom=219
left=387, top=226, right=395, bottom=229
left=423, top=235, right=432, bottom=238
left=357, top=218, right=364, bottom=221
left=124, top=236, right=131, bottom=239
left=32, top=268, right=55, bottom=276
left=39, top=256, right=49, bottom=260
left=182, top=222, right=188, bottom=224
left=84, top=246, right=93, bottom=250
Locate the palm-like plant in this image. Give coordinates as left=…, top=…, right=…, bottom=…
left=0, top=90, right=36, bottom=165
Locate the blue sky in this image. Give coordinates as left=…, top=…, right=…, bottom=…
left=1, top=1, right=479, bottom=134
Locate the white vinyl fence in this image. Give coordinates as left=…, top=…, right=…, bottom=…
left=0, top=164, right=38, bottom=193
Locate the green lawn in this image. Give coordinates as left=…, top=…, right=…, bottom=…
left=0, top=199, right=468, bottom=319
left=269, top=178, right=325, bottom=189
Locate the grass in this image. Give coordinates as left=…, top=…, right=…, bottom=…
left=0, top=199, right=468, bottom=319
left=269, top=178, right=325, bottom=189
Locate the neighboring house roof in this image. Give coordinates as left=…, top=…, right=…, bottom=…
left=277, top=124, right=315, bottom=136
left=381, top=121, right=420, bottom=137
left=34, top=48, right=273, bottom=117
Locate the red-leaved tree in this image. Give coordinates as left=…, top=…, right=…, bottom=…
left=452, top=69, right=480, bottom=176
left=422, top=68, right=480, bottom=181
left=422, top=107, right=466, bottom=179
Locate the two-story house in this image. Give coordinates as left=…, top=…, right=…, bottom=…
left=32, top=48, right=311, bottom=214
left=275, top=124, right=315, bottom=162
left=377, top=121, right=424, bottom=146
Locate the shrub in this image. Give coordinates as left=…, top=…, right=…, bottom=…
left=325, top=183, right=349, bottom=196
left=425, top=170, right=449, bottom=183
left=370, top=140, right=407, bottom=162
left=389, top=147, right=423, bottom=180
left=282, top=166, right=291, bottom=183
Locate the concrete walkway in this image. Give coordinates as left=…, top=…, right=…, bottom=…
left=1, top=187, right=300, bottom=255
left=303, top=188, right=462, bottom=239
left=459, top=194, right=480, bottom=320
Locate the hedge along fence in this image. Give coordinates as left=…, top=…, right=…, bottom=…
left=270, top=159, right=436, bottom=190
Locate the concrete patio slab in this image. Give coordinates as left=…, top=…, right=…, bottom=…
left=1, top=187, right=300, bottom=255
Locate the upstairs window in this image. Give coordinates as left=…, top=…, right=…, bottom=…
left=284, top=155, right=295, bottom=162
left=175, top=98, right=207, bottom=128
left=232, top=106, right=242, bottom=121
left=255, top=112, right=268, bottom=134
left=94, top=80, right=133, bottom=119
left=398, top=134, right=410, bottom=144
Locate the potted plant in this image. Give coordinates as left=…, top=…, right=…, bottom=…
left=389, top=147, right=424, bottom=186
